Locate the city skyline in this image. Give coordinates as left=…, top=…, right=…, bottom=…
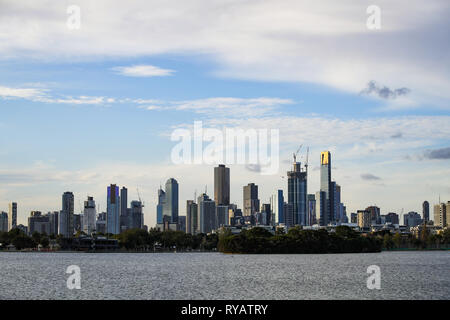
left=1, top=1, right=449, bottom=227
left=1, top=150, right=447, bottom=229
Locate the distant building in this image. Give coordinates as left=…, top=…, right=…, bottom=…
left=163, top=178, right=179, bottom=224
left=214, top=164, right=230, bottom=206
left=46, top=211, right=59, bottom=235
left=315, top=191, right=327, bottom=226
left=288, top=159, right=307, bottom=226
left=28, top=211, right=51, bottom=235
left=357, top=210, right=371, bottom=229
left=283, top=202, right=294, bottom=228
left=433, top=203, right=447, bottom=227
left=270, top=190, right=284, bottom=225
left=366, top=206, right=381, bottom=225
left=186, top=200, right=198, bottom=234
left=422, top=201, right=430, bottom=222
left=157, top=187, right=165, bottom=224
left=59, top=192, right=74, bottom=237
left=216, top=205, right=229, bottom=228
left=8, top=202, right=17, bottom=231
left=198, top=193, right=216, bottom=234
left=385, top=212, right=399, bottom=225
left=350, top=212, right=357, bottom=224
left=107, top=184, right=120, bottom=234
left=403, top=211, right=422, bottom=229
left=96, top=212, right=107, bottom=234
left=320, top=151, right=334, bottom=223
left=83, top=196, right=96, bottom=235
left=243, top=183, right=259, bottom=217
left=73, top=214, right=82, bottom=232
left=307, top=194, right=316, bottom=226
left=0, top=211, right=8, bottom=232
left=177, top=216, right=186, bottom=232
left=129, top=200, right=144, bottom=229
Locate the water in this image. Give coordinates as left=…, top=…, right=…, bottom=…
left=0, top=251, right=448, bottom=300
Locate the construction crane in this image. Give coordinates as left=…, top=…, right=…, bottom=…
left=293, top=144, right=303, bottom=163
left=136, top=188, right=145, bottom=207
left=305, top=146, right=309, bottom=174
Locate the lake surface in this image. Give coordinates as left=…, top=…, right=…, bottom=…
left=0, top=251, right=448, bottom=300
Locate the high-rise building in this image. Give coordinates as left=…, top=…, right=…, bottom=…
left=157, top=188, right=166, bottom=224
left=198, top=193, right=216, bottom=234
left=8, top=202, right=17, bottom=231
left=270, top=190, right=284, bottom=225
left=214, top=164, right=230, bottom=206
left=59, top=192, right=74, bottom=237
left=403, top=211, right=422, bottom=229
left=216, top=205, right=229, bottom=227
left=320, top=151, right=334, bottom=223
left=422, top=201, right=430, bottom=222
left=315, top=191, right=327, bottom=226
left=333, top=183, right=341, bottom=222
left=107, top=184, right=121, bottom=234
left=243, top=183, right=259, bottom=217
left=120, top=187, right=128, bottom=219
left=433, top=203, right=447, bottom=227
left=83, top=196, right=96, bottom=235
left=96, top=212, right=107, bottom=234
left=28, top=211, right=51, bottom=235
left=366, top=206, right=381, bottom=225
left=46, top=211, right=59, bottom=235
left=288, top=159, right=307, bottom=226
left=283, top=202, right=294, bottom=228
left=163, top=178, right=179, bottom=224
left=357, top=210, right=371, bottom=229
left=177, top=216, right=186, bottom=232
left=186, top=200, right=198, bottom=234
left=129, top=200, right=144, bottom=229
left=0, top=211, right=8, bottom=232
left=385, top=212, right=399, bottom=225
left=307, top=194, right=316, bottom=226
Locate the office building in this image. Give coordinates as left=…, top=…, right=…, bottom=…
left=287, top=159, right=307, bottom=226
left=157, top=187, right=165, bottom=224
left=283, top=202, right=294, bottom=228
left=129, top=200, right=144, bottom=229
left=120, top=187, right=128, bottom=219
left=47, top=211, right=59, bottom=235
left=403, top=211, right=422, bottom=229
left=59, top=192, right=74, bottom=237
left=270, top=190, right=284, bottom=225
left=216, top=205, right=229, bottom=227
left=385, top=212, right=399, bottom=225
left=315, top=191, right=327, bottom=226
left=8, top=202, right=17, bottom=231
left=214, top=164, right=230, bottom=206
left=422, top=201, right=430, bottom=222
left=307, top=194, right=316, bottom=226
left=163, top=178, right=179, bottom=224
left=83, top=196, right=96, bottom=235
left=0, top=211, right=8, bottom=232
left=320, top=151, right=334, bottom=223
left=177, top=216, right=186, bottom=232
left=366, top=206, right=381, bottom=225
left=357, top=210, right=371, bottom=229
left=96, top=212, right=107, bottom=234
left=186, top=200, right=198, bottom=234
left=198, top=193, right=216, bottom=234
left=243, top=183, right=259, bottom=217
left=107, top=184, right=121, bottom=234
left=28, top=211, right=51, bottom=235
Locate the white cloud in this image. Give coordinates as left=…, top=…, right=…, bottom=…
left=112, top=64, right=175, bottom=77
left=0, top=0, right=448, bottom=109
left=0, top=85, right=47, bottom=99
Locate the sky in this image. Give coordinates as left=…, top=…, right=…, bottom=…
left=0, top=0, right=449, bottom=226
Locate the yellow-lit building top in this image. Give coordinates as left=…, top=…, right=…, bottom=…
left=321, top=151, right=330, bottom=165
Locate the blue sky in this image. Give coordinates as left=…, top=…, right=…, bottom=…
left=0, top=0, right=449, bottom=226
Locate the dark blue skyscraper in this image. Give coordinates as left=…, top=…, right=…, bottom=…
left=287, top=161, right=307, bottom=226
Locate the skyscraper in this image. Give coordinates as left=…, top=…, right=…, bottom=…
left=287, top=160, right=307, bottom=226
left=129, top=200, right=144, bottom=229
left=214, top=164, right=230, bottom=206
left=243, top=183, right=259, bottom=217
left=83, top=196, right=96, bottom=235
left=270, top=190, right=284, bottom=225
left=307, top=194, right=316, bottom=226
left=186, top=200, right=198, bottom=234
left=8, top=202, right=17, bottom=231
left=59, top=192, right=74, bottom=237
left=422, top=201, right=430, bottom=222
left=320, top=151, right=334, bottom=223
left=164, top=178, right=179, bottom=224
left=198, top=193, right=216, bottom=233
left=107, top=184, right=121, bottom=234
left=120, top=187, right=128, bottom=219
left=315, top=191, right=327, bottom=226
left=157, top=187, right=166, bottom=224
left=0, top=211, right=8, bottom=232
